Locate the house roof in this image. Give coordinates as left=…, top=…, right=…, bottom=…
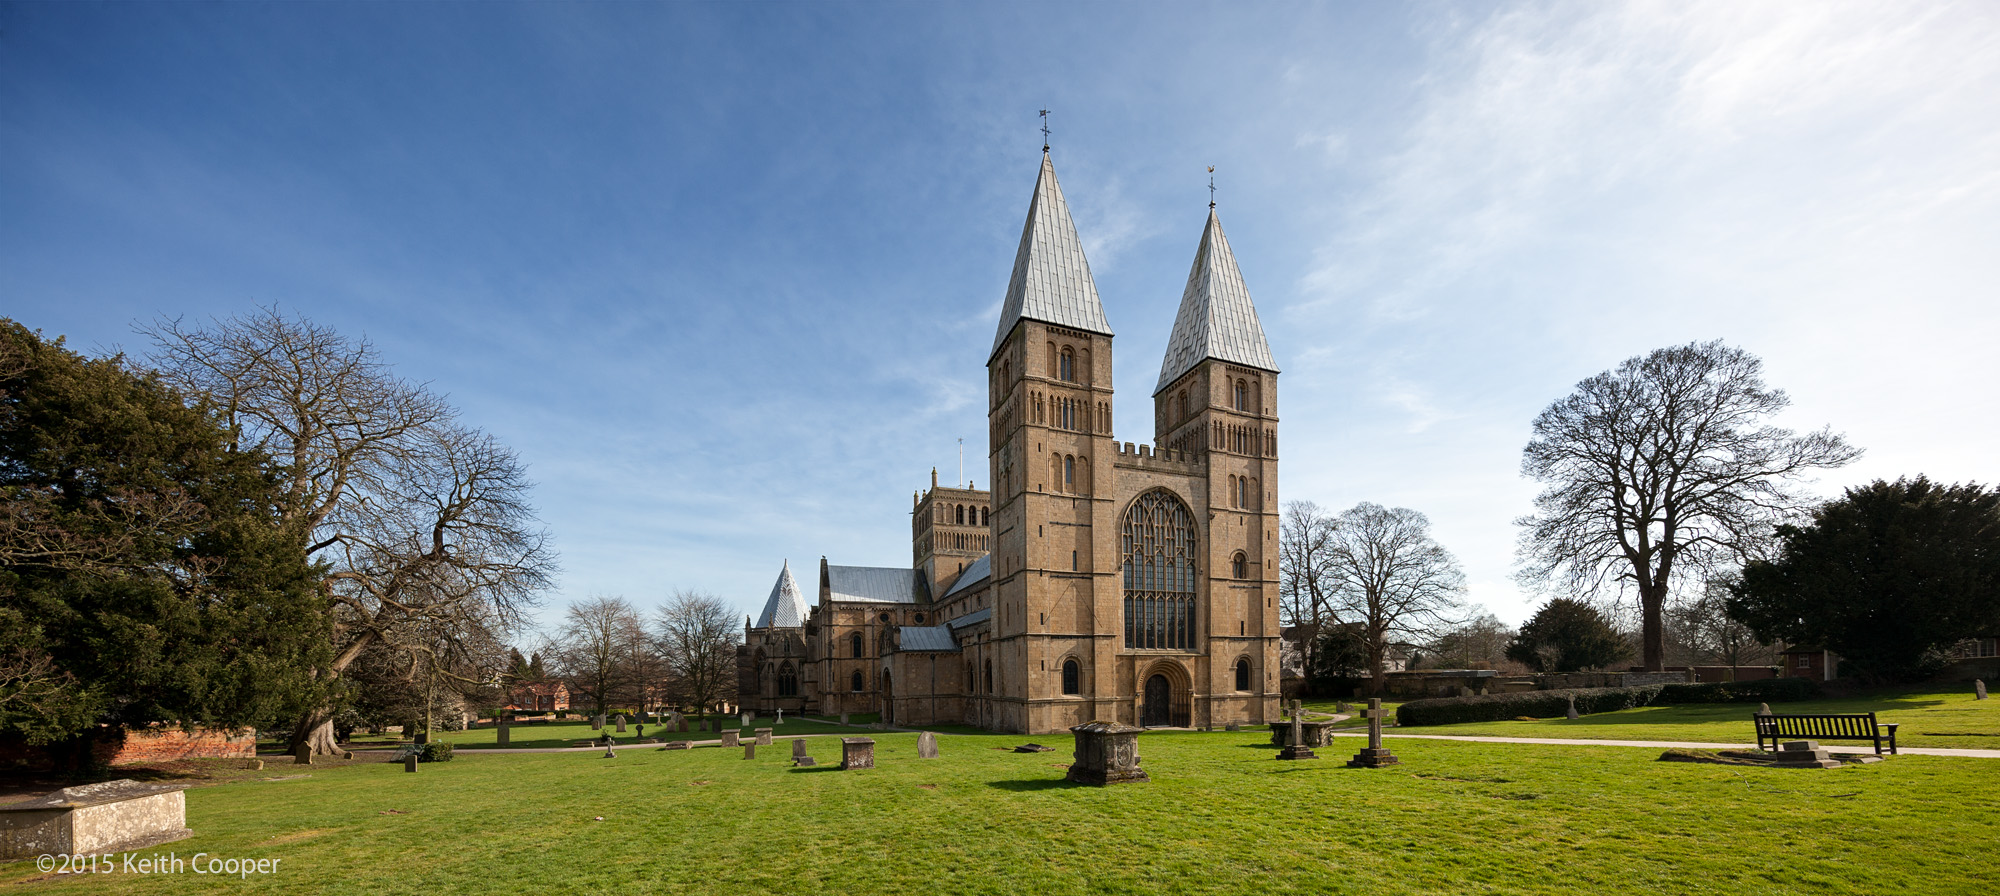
left=897, top=625, right=959, bottom=653
left=1156, top=209, right=1278, bottom=394
left=991, top=152, right=1112, bottom=359
left=826, top=565, right=921, bottom=604
left=941, top=553, right=992, bottom=599
left=754, top=560, right=811, bottom=629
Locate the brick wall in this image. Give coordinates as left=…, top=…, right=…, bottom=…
left=99, top=727, right=256, bottom=765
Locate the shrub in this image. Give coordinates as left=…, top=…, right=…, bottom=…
left=1657, top=678, right=1818, bottom=704
left=418, top=742, right=454, bottom=763
left=1397, top=686, right=1664, bottom=726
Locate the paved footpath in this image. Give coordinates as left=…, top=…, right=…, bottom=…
left=1330, top=730, right=2000, bottom=759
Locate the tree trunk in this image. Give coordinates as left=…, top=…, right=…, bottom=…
left=1640, top=584, right=1668, bottom=672
left=290, top=709, right=342, bottom=756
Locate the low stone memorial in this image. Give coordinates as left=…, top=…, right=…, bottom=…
left=1336, top=701, right=1350, bottom=714
left=676, top=718, right=689, bottom=733
left=1225, top=721, right=1240, bottom=732
left=721, top=730, right=740, bottom=747
left=1276, top=700, right=1317, bottom=761
left=404, top=755, right=418, bottom=773
left=1977, top=679, right=1988, bottom=700
left=616, top=714, right=627, bottom=733
left=840, top=712, right=850, bottom=726
left=1774, top=740, right=1843, bottom=769
left=592, top=715, right=604, bottom=731
left=1758, top=703, right=1772, bottom=715
left=918, top=731, right=939, bottom=759
left=0, top=780, right=193, bottom=860
left=792, top=739, right=816, bottom=766
left=603, top=744, right=617, bottom=759
left=776, top=709, right=785, bottom=725
left=665, top=741, right=691, bottom=750
left=1067, top=721, right=1148, bottom=785
left=743, top=743, right=755, bottom=759
left=1269, top=718, right=1337, bottom=748
left=1565, top=698, right=1580, bottom=720
left=1346, top=698, right=1401, bottom=768
left=840, top=737, right=875, bottom=770
left=741, top=710, right=753, bottom=726
left=496, top=722, right=510, bottom=747
left=293, top=743, right=313, bottom=766
left=755, top=728, right=773, bottom=746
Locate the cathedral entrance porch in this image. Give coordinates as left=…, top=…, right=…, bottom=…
left=1138, top=661, right=1192, bottom=728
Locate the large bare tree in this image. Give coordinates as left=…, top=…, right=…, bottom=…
left=144, top=308, right=555, bottom=754
left=1515, top=340, right=1859, bottom=671
left=548, top=596, right=648, bottom=716
left=654, top=590, right=739, bottom=718
left=1323, top=502, right=1465, bottom=693
left=1278, top=501, right=1341, bottom=684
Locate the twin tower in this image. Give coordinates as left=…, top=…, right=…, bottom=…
left=745, top=149, right=1281, bottom=734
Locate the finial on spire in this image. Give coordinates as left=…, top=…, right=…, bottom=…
left=1208, top=166, right=1216, bottom=209
left=1039, top=109, right=1051, bottom=154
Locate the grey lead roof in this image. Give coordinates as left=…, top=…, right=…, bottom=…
left=1155, top=209, right=1279, bottom=394
left=946, top=607, right=993, bottom=630
left=825, top=565, right=921, bottom=604
left=754, top=560, right=810, bottom=629
left=991, top=153, right=1113, bottom=358
left=897, top=625, right=959, bottom=653
left=940, top=553, right=992, bottom=599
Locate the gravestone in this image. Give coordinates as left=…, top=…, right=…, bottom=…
left=776, top=709, right=785, bottom=725
left=741, top=710, right=753, bottom=726
left=1774, top=740, right=1842, bottom=769
left=1977, top=679, right=1988, bottom=700
left=755, top=728, right=773, bottom=746
left=743, top=743, right=755, bottom=760
left=1276, top=700, right=1317, bottom=760
left=840, top=713, right=850, bottom=726
left=1225, top=721, right=1240, bottom=732
left=1067, top=721, right=1148, bottom=785
left=840, top=737, right=875, bottom=770
left=616, top=714, right=627, bottom=733
left=721, top=730, right=740, bottom=748
left=0, top=780, right=193, bottom=860
left=404, top=755, right=418, bottom=773
left=665, top=741, right=691, bottom=751
left=592, top=715, right=604, bottom=731
left=1346, top=698, right=1401, bottom=768
left=1336, top=701, right=1350, bottom=714
left=1758, top=703, right=1772, bottom=715
left=792, top=739, right=815, bottom=766
left=496, top=722, right=510, bottom=747
left=918, top=731, right=939, bottom=759
left=293, top=744, right=313, bottom=766
left=1565, top=697, right=1580, bottom=720
left=677, top=718, right=689, bottom=733
left=603, top=745, right=616, bottom=759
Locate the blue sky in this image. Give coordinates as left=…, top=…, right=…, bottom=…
left=6, top=1, right=1996, bottom=636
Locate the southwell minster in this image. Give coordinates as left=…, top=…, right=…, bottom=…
left=740, top=148, right=1283, bottom=735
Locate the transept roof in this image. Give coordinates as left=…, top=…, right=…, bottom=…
left=992, top=153, right=1113, bottom=359
left=1155, top=209, right=1278, bottom=394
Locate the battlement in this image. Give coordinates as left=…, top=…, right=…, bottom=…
left=1111, top=440, right=1204, bottom=472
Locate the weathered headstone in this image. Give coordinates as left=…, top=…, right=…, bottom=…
left=840, top=737, right=875, bottom=770
left=1977, top=679, right=1988, bottom=700
left=776, top=709, right=785, bottom=725
left=1277, top=699, right=1317, bottom=760
left=1225, top=721, right=1240, bottom=732
left=1758, top=703, right=1772, bottom=715
left=1336, top=701, right=1350, bottom=714
left=676, top=718, right=689, bottom=733
left=743, top=742, right=755, bottom=760
left=792, top=739, right=815, bottom=766
left=755, top=728, right=773, bottom=746
left=840, top=712, right=850, bottom=726
left=1067, top=722, right=1148, bottom=785
left=293, top=744, right=313, bottom=766
left=740, top=710, right=753, bottom=726
left=496, top=721, right=510, bottom=747
left=1565, top=697, right=1580, bottom=720
left=404, top=755, right=418, bottom=773
left=917, top=730, right=939, bottom=759
left=1774, top=740, right=1842, bottom=769
left=616, top=714, right=627, bottom=733
left=721, top=730, right=740, bottom=748
left=592, top=714, right=604, bottom=731
left=1346, top=698, right=1401, bottom=768
left=665, top=741, right=691, bottom=751
left=603, top=744, right=616, bottom=759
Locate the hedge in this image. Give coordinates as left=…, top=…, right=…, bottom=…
left=1395, top=678, right=1820, bottom=727
left=417, top=742, right=455, bottom=762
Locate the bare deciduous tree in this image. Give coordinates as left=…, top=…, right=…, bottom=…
left=1278, top=501, right=1341, bottom=683
left=1426, top=609, right=1519, bottom=671
left=548, top=596, right=648, bottom=716
left=144, top=308, right=555, bottom=754
left=1666, top=579, right=1776, bottom=674
left=1324, top=502, right=1466, bottom=693
left=654, top=590, right=740, bottom=718
left=1515, top=340, right=1859, bottom=671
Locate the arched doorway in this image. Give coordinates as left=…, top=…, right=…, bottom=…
left=1142, top=674, right=1171, bottom=727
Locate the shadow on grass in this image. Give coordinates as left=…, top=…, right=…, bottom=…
left=786, top=765, right=845, bottom=774
left=984, top=777, right=1083, bottom=791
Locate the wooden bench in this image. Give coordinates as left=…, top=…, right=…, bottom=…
left=1754, top=712, right=1899, bottom=755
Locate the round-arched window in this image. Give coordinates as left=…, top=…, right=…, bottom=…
left=1061, top=658, right=1080, bottom=695
left=851, top=671, right=864, bottom=692
left=1232, top=552, right=1247, bottom=580
left=850, top=633, right=864, bottom=658
left=1235, top=658, right=1252, bottom=691
left=1121, top=490, right=1198, bottom=650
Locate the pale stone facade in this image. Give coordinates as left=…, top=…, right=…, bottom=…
left=739, top=152, right=1283, bottom=734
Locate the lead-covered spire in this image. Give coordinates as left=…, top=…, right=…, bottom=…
left=992, top=153, right=1112, bottom=358
left=1155, top=209, right=1277, bottom=394
left=754, top=560, right=810, bottom=629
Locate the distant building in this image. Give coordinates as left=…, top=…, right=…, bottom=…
left=737, top=150, right=1285, bottom=734
left=506, top=680, right=570, bottom=713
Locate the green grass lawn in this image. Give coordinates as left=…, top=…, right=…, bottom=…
left=6, top=727, right=1994, bottom=895
left=1405, top=685, right=2000, bottom=749
left=424, top=715, right=880, bottom=750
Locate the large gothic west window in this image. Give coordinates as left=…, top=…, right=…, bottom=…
left=1122, top=490, right=1198, bottom=650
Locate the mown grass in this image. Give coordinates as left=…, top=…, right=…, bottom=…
left=425, top=716, right=880, bottom=750
left=4, top=727, right=1993, bottom=895
left=1409, top=685, right=2000, bottom=749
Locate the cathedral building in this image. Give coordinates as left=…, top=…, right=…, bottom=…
left=740, top=148, right=1281, bottom=734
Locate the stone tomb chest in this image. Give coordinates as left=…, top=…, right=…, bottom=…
left=1067, top=721, right=1148, bottom=786
left=0, top=780, right=192, bottom=860
left=1269, top=720, right=1340, bottom=749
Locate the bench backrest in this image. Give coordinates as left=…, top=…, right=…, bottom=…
left=1755, top=712, right=1878, bottom=738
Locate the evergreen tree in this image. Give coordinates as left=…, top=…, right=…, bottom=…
left=0, top=320, right=329, bottom=765
left=1506, top=598, right=1630, bottom=673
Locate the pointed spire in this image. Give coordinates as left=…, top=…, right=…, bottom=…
left=1155, top=209, right=1278, bottom=394
left=992, top=154, right=1112, bottom=359
left=753, top=560, right=811, bottom=629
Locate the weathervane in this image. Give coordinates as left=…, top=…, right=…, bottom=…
left=1208, top=166, right=1216, bottom=209
left=1040, top=109, right=1051, bottom=153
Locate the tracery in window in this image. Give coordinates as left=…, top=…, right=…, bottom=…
left=1121, top=490, right=1198, bottom=650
